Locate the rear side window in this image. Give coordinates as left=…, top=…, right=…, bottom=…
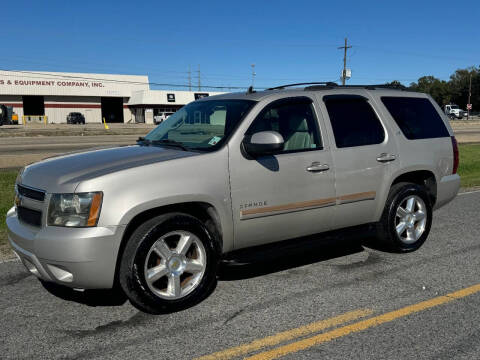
left=381, top=97, right=449, bottom=139
left=324, top=96, right=385, bottom=148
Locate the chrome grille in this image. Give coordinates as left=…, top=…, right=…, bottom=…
left=17, top=184, right=45, bottom=202
left=16, top=184, right=46, bottom=227
left=17, top=206, right=42, bottom=227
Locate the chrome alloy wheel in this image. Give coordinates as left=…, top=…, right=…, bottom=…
left=395, top=195, right=427, bottom=244
left=143, top=230, right=206, bottom=300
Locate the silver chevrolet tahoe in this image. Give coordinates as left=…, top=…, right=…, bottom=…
left=7, top=83, right=461, bottom=313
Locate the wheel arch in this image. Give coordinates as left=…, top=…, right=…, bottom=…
left=390, top=169, right=437, bottom=206
left=113, top=201, right=223, bottom=288
left=374, top=168, right=438, bottom=222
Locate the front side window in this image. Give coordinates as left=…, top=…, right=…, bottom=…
left=246, top=98, right=322, bottom=153
left=381, top=97, right=449, bottom=140
left=324, top=96, right=385, bottom=148
left=144, top=99, right=255, bottom=151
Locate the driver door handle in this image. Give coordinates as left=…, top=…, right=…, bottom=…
left=306, top=162, right=330, bottom=172
left=376, top=153, right=397, bottom=163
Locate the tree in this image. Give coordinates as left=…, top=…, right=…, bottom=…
left=449, top=66, right=479, bottom=111
left=408, top=66, right=480, bottom=112
left=409, top=76, right=450, bottom=106
left=386, top=80, right=403, bottom=87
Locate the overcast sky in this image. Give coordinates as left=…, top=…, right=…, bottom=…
left=2, top=0, right=479, bottom=89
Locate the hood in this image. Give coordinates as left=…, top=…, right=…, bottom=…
left=20, top=145, right=198, bottom=193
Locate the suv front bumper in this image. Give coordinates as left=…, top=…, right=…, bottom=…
left=6, top=206, right=125, bottom=289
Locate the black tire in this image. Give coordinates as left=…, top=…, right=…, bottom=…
left=376, top=182, right=432, bottom=253
left=119, top=213, right=218, bottom=314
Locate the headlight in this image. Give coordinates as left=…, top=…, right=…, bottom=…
left=15, top=167, right=24, bottom=184
left=14, top=168, right=24, bottom=209
left=47, top=192, right=103, bottom=227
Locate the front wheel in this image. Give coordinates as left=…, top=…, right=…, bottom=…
left=119, top=213, right=218, bottom=314
left=376, top=183, right=433, bottom=252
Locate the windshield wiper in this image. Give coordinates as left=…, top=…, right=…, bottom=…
left=136, top=137, right=151, bottom=145
left=151, top=139, right=189, bottom=151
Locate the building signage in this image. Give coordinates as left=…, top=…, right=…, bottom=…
left=167, top=93, right=176, bottom=102
left=0, top=71, right=149, bottom=97
left=194, top=93, right=209, bottom=100
left=0, top=79, right=105, bottom=88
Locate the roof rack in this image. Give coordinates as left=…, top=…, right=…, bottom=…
left=267, top=82, right=409, bottom=91
left=267, top=82, right=338, bottom=90
left=304, top=83, right=409, bottom=91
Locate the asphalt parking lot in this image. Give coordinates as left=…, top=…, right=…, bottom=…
left=1, top=191, right=480, bottom=359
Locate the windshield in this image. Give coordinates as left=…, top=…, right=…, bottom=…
left=143, top=99, right=255, bottom=151
left=451, top=105, right=459, bottom=109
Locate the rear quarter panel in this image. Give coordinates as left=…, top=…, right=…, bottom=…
left=369, top=92, right=454, bottom=220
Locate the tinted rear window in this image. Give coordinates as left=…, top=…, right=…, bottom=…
left=324, top=96, right=385, bottom=148
left=381, top=97, right=449, bottom=139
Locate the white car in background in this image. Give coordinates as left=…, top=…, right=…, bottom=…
left=154, top=112, right=174, bottom=125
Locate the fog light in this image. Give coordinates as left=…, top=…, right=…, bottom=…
left=47, top=264, right=73, bottom=283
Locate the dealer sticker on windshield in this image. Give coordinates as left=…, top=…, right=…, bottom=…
left=208, top=136, right=222, bottom=145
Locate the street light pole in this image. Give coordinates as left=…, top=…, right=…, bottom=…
left=251, top=64, right=256, bottom=88
left=467, top=72, right=472, bottom=121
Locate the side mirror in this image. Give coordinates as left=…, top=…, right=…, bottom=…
left=243, top=131, right=284, bottom=156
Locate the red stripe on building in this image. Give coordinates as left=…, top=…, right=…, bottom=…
left=1, top=103, right=23, bottom=107
left=44, top=103, right=101, bottom=109
left=2, top=103, right=131, bottom=109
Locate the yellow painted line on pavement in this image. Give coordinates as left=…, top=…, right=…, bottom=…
left=246, top=283, right=480, bottom=360
left=195, top=309, right=373, bottom=360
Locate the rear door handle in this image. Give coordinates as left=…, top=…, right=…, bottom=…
left=376, top=153, right=396, bottom=163
left=306, top=162, right=330, bottom=172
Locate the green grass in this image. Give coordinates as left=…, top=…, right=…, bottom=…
left=458, top=144, right=480, bottom=188
left=0, top=170, right=17, bottom=255
left=0, top=144, right=479, bottom=254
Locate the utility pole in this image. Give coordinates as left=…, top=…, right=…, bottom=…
left=251, top=64, right=256, bottom=88
left=187, top=65, right=192, bottom=91
left=196, top=65, right=201, bottom=91
left=467, top=72, right=472, bottom=120
left=338, top=38, right=352, bottom=85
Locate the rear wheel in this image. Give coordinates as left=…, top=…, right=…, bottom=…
left=119, top=213, right=218, bottom=314
left=376, top=183, right=432, bottom=252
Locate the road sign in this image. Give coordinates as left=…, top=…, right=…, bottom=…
left=467, top=104, right=472, bottom=110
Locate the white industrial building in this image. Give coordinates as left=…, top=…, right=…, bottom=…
left=0, top=70, right=223, bottom=124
